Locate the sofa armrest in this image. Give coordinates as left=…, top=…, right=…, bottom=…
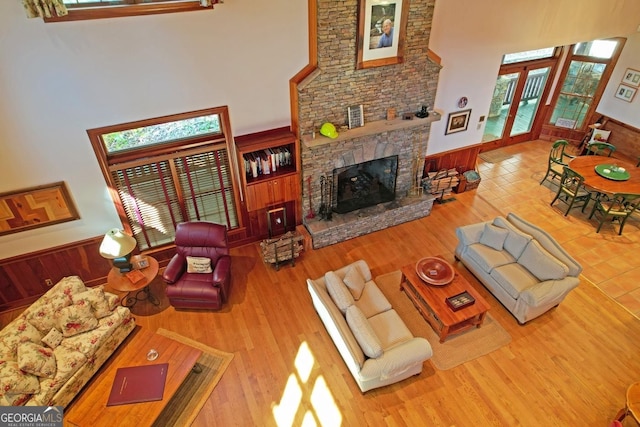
left=360, top=337, right=432, bottom=380
left=519, top=277, right=580, bottom=307
left=213, top=255, right=231, bottom=286
left=455, top=222, right=487, bottom=247
left=162, top=254, right=185, bottom=284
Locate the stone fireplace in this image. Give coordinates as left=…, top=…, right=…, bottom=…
left=294, top=0, right=440, bottom=248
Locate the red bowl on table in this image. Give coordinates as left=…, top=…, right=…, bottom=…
left=415, top=257, right=455, bottom=286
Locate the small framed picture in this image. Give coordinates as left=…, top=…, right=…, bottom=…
left=445, top=109, right=471, bottom=135
left=621, top=68, right=640, bottom=88
left=614, top=84, right=637, bottom=103
left=134, top=257, right=149, bottom=270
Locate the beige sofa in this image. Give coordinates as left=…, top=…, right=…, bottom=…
left=0, top=276, right=136, bottom=407
left=307, top=260, right=432, bottom=392
left=455, top=213, right=582, bottom=324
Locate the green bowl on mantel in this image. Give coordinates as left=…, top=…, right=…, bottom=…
left=594, top=164, right=631, bottom=181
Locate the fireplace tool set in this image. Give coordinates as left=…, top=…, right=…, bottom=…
left=318, top=175, right=333, bottom=221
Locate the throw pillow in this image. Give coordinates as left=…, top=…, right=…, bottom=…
left=325, top=271, right=354, bottom=314
left=0, top=360, right=40, bottom=395
left=479, top=223, right=509, bottom=251
left=343, top=266, right=366, bottom=300
left=186, top=256, right=213, bottom=273
left=56, top=304, right=98, bottom=337
left=17, top=342, right=57, bottom=379
left=589, top=129, right=611, bottom=143
left=41, top=327, right=63, bottom=349
left=345, top=306, right=383, bottom=359
left=72, top=286, right=113, bottom=319
left=518, top=240, right=569, bottom=281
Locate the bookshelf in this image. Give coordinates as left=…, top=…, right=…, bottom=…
left=235, top=127, right=301, bottom=237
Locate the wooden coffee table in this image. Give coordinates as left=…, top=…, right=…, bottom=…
left=400, top=260, right=490, bottom=343
left=64, top=327, right=202, bottom=427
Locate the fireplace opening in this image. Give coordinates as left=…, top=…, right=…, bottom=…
left=333, top=155, right=398, bottom=214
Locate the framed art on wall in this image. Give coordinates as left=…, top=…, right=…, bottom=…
left=621, top=68, right=640, bottom=88
left=445, top=109, right=472, bottom=135
left=356, top=0, right=409, bottom=69
left=0, top=181, right=79, bottom=236
left=614, top=84, right=637, bottom=103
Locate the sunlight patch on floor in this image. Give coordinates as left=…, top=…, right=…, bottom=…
left=272, top=342, right=343, bottom=427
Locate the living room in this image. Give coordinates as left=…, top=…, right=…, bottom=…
left=2, top=0, right=640, bottom=425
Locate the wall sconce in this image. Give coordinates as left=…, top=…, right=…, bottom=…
left=99, top=228, right=137, bottom=272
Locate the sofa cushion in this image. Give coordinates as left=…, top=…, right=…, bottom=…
left=493, top=216, right=532, bottom=259
left=467, top=243, right=517, bottom=273
left=354, top=282, right=392, bottom=318
left=518, top=240, right=569, bottom=281
left=31, top=347, right=87, bottom=406
left=27, top=294, right=70, bottom=334
left=0, top=360, right=40, bottom=394
left=325, top=271, right=354, bottom=314
left=186, top=256, right=213, bottom=273
left=56, top=304, right=98, bottom=338
left=368, top=309, right=414, bottom=351
left=345, top=306, right=383, bottom=358
left=490, top=263, right=540, bottom=300
left=17, top=342, right=57, bottom=379
left=1, top=317, right=43, bottom=355
left=42, top=327, right=64, bottom=349
left=343, top=266, right=366, bottom=300
left=480, top=223, right=509, bottom=251
left=72, top=286, right=113, bottom=319
left=507, top=212, right=582, bottom=277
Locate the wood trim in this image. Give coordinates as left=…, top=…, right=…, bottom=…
left=44, top=1, right=214, bottom=22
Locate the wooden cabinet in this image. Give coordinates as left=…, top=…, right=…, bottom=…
left=235, top=127, right=301, bottom=239
left=245, top=173, right=300, bottom=212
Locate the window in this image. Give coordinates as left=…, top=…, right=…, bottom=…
left=549, top=38, right=624, bottom=130
left=89, top=107, right=239, bottom=251
left=46, top=0, right=218, bottom=22
left=502, top=47, right=556, bottom=65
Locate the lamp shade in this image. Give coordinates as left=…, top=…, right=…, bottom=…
left=99, top=228, right=137, bottom=259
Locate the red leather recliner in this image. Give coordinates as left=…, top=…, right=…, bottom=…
left=162, top=222, right=231, bottom=310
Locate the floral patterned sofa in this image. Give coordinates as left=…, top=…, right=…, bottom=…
left=0, top=276, right=136, bottom=407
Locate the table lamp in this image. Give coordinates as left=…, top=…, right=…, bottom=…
left=99, top=228, right=137, bottom=272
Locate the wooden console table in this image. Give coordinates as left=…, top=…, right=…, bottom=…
left=64, top=327, right=202, bottom=427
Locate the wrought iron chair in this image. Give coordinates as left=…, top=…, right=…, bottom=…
left=540, top=139, right=575, bottom=185
left=550, top=167, right=594, bottom=216
left=588, top=192, right=640, bottom=235
left=585, top=142, right=616, bottom=157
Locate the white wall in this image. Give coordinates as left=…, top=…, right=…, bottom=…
left=0, top=1, right=308, bottom=258
left=2, top=0, right=640, bottom=259
left=428, top=0, right=640, bottom=154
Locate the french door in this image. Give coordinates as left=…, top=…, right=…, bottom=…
left=483, top=61, right=554, bottom=148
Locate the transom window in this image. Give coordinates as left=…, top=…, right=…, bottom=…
left=89, top=107, right=239, bottom=251
left=44, top=0, right=218, bottom=22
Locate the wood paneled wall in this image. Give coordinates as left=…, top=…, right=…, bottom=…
left=601, top=117, right=640, bottom=161
left=423, top=144, right=482, bottom=176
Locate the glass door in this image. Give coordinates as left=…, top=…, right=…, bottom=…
left=483, top=65, right=551, bottom=145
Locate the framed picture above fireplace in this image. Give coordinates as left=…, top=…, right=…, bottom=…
left=445, top=109, right=472, bottom=135
left=356, top=0, right=409, bottom=69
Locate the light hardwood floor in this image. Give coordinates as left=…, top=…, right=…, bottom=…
left=5, top=139, right=640, bottom=426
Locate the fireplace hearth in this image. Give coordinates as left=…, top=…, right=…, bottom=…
left=333, top=155, right=398, bottom=214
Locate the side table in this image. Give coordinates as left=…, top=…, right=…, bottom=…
left=107, top=255, right=160, bottom=307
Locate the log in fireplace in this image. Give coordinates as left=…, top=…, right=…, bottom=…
left=333, top=155, right=398, bottom=214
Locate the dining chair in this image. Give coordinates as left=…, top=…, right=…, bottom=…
left=540, top=139, right=575, bottom=185
left=550, top=167, right=594, bottom=216
left=614, top=382, right=640, bottom=424
left=588, top=192, right=640, bottom=235
left=585, top=142, right=616, bottom=157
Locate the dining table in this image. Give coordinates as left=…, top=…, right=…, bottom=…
left=568, top=155, right=640, bottom=194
